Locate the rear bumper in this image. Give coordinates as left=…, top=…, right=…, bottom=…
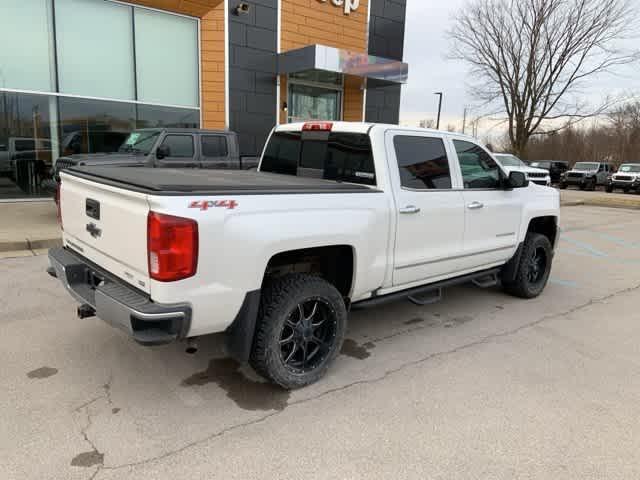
left=48, top=247, right=191, bottom=345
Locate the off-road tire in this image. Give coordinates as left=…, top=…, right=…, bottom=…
left=503, top=233, right=553, bottom=299
left=249, top=274, right=347, bottom=389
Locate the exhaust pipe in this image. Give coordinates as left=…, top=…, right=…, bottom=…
left=185, top=338, right=199, bottom=354
left=77, top=304, right=96, bottom=319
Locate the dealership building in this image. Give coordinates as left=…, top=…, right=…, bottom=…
left=0, top=0, right=408, bottom=200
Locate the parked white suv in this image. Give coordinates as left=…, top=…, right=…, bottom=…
left=493, top=154, right=551, bottom=186
left=606, top=163, right=640, bottom=193
left=49, top=122, right=560, bottom=389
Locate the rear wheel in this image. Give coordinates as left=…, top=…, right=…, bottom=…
left=250, top=274, right=347, bottom=389
left=503, top=233, right=553, bottom=299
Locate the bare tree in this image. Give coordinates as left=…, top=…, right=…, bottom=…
left=450, top=0, right=639, bottom=158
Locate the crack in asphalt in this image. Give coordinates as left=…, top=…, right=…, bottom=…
left=72, top=374, right=113, bottom=480
left=95, top=281, right=640, bottom=475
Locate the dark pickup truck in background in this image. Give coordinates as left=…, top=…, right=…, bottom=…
left=54, top=128, right=258, bottom=181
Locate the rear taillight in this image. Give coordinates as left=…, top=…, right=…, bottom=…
left=147, top=212, right=198, bottom=282
left=302, top=121, right=333, bottom=132
left=56, top=183, right=63, bottom=230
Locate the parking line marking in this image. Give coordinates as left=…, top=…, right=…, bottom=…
left=590, top=232, right=639, bottom=248
left=549, top=278, right=579, bottom=288
left=560, top=236, right=608, bottom=257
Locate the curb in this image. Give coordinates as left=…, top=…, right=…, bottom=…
left=0, top=237, right=62, bottom=253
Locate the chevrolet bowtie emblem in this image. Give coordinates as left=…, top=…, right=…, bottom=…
left=86, top=222, right=102, bottom=238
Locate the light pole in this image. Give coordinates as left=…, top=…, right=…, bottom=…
left=434, top=92, right=443, bottom=130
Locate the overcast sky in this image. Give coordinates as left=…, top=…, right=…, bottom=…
left=399, top=0, right=640, bottom=137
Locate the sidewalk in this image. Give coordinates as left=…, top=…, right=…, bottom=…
left=0, top=201, right=61, bottom=256
left=560, top=189, right=640, bottom=209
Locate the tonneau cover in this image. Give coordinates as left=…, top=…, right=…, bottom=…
left=65, top=167, right=378, bottom=195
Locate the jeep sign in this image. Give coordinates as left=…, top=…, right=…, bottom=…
left=317, top=0, right=360, bottom=15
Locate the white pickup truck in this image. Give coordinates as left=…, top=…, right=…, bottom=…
left=49, top=122, right=560, bottom=389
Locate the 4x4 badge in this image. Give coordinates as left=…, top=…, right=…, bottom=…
left=189, top=200, right=238, bottom=210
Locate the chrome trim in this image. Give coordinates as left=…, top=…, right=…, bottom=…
left=395, top=245, right=516, bottom=271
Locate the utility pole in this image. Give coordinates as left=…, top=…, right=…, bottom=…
left=462, top=107, right=468, bottom=134
left=434, top=92, right=443, bottom=130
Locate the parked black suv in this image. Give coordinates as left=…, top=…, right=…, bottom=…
left=528, top=160, right=569, bottom=184
left=54, top=128, right=257, bottom=181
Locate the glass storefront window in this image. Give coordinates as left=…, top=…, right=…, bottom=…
left=134, top=8, right=199, bottom=108
left=58, top=97, right=135, bottom=156
left=55, top=0, right=135, bottom=100
left=136, top=104, right=199, bottom=129
left=289, top=84, right=341, bottom=123
left=0, top=0, right=55, bottom=92
left=0, top=92, right=55, bottom=198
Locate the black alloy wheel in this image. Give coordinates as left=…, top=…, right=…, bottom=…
left=527, top=246, right=547, bottom=286
left=250, top=274, right=347, bottom=389
left=279, top=298, right=337, bottom=374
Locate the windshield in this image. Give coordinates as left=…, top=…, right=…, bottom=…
left=619, top=164, right=640, bottom=173
left=530, top=161, right=550, bottom=169
left=118, top=130, right=161, bottom=154
left=495, top=154, right=526, bottom=167
left=573, top=162, right=599, bottom=171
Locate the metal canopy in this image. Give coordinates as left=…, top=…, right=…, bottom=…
left=278, top=45, right=409, bottom=84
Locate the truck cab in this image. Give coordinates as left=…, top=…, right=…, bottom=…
left=54, top=128, right=254, bottom=180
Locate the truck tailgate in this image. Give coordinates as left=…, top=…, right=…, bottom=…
left=60, top=172, right=151, bottom=293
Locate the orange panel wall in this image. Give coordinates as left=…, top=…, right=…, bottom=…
left=281, top=0, right=369, bottom=122
left=200, top=3, right=226, bottom=129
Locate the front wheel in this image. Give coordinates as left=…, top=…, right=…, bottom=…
left=250, top=274, right=347, bottom=389
left=559, top=182, right=567, bottom=190
left=503, top=233, right=553, bottom=299
left=605, top=185, right=613, bottom=193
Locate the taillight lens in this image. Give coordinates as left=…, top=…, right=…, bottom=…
left=147, top=212, right=198, bottom=282
left=302, top=121, right=333, bottom=131
left=56, top=183, right=63, bottom=230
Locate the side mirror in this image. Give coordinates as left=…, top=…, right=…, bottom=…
left=506, top=171, right=528, bottom=189
left=156, top=145, right=170, bottom=159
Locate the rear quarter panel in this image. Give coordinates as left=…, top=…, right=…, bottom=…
left=147, top=191, right=393, bottom=336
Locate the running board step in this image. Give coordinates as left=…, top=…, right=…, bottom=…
left=471, top=272, right=499, bottom=288
left=408, top=288, right=442, bottom=306
left=352, top=267, right=502, bottom=310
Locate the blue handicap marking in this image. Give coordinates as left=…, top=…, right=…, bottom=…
left=560, top=236, right=607, bottom=258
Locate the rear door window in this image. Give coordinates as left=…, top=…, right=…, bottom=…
left=261, top=131, right=376, bottom=185
left=393, top=135, right=451, bottom=189
left=201, top=135, right=228, bottom=158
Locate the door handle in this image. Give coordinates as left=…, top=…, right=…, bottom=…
left=467, top=201, right=484, bottom=210
left=399, top=205, right=421, bottom=214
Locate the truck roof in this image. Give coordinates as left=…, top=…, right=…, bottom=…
left=64, top=166, right=380, bottom=196
left=134, top=127, right=235, bottom=135
left=275, top=121, right=476, bottom=139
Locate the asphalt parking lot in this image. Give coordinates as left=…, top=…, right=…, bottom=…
left=2, top=205, right=640, bottom=480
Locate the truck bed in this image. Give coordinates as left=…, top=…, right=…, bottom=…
left=65, top=166, right=379, bottom=195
